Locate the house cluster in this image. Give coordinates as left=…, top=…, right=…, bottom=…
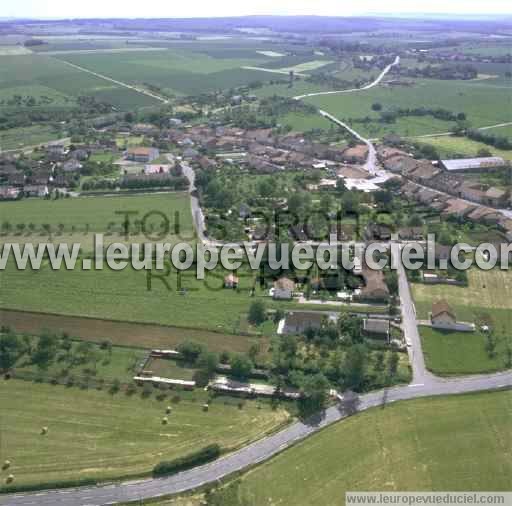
left=378, top=146, right=512, bottom=240
left=277, top=310, right=393, bottom=341
left=0, top=142, right=91, bottom=199
left=167, top=125, right=370, bottom=174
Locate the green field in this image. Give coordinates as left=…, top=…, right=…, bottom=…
left=0, top=53, right=158, bottom=110
left=420, top=326, right=510, bottom=374
left=222, top=391, right=512, bottom=505
left=304, top=78, right=512, bottom=137
left=0, top=379, right=290, bottom=489
left=412, top=269, right=512, bottom=373
left=0, top=125, right=66, bottom=151
left=57, top=48, right=275, bottom=96
left=0, top=192, right=193, bottom=248
left=417, top=134, right=512, bottom=161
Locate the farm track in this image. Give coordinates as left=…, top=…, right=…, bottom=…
left=52, top=57, right=169, bottom=103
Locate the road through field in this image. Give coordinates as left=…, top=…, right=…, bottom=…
left=54, top=58, right=169, bottom=103
left=293, top=55, right=400, bottom=99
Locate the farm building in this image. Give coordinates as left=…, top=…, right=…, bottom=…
left=440, top=157, right=506, bottom=172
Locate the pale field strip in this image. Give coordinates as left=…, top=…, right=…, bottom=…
left=0, top=45, right=33, bottom=55
left=413, top=269, right=512, bottom=311
left=256, top=50, right=285, bottom=57
left=242, top=59, right=333, bottom=77
left=43, top=47, right=171, bottom=55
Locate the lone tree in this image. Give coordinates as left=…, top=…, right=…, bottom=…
left=299, top=373, right=330, bottom=417
left=248, top=300, right=266, bottom=326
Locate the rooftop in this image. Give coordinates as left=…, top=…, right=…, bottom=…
left=441, top=157, right=505, bottom=171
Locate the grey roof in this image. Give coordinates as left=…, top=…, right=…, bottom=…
left=441, top=157, right=505, bottom=171
left=363, top=318, right=390, bottom=334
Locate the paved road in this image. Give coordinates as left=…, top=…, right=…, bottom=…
left=293, top=56, right=400, bottom=99
left=4, top=369, right=511, bottom=506
left=176, top=158, right=207, bottom=243
left=318, top=110, right=379, bottom=174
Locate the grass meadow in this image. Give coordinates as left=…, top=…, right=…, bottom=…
left=418, top=134, right=512, bottom=161
left=0, top=192, right=194, bottom=250
left=229, top=390, right=512, bottom=505
left=412, top=268, right=512, bottom=373
left=0, top=379, right=290, bottom=489
left=304, top=78, right=512, bottom=137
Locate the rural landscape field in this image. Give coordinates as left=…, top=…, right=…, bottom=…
left=0, top=8, right=511, bottom=506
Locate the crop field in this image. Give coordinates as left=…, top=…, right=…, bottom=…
left=304, top=78, right=512, bottom=137
left=229, top=391, right=512, bottom=505
left=0, top=379, right=290, bottom=489
left=0, top=53, right=159, bottom=110
left=0, top=192, right=193, bottom=247
left=0, top=309, right=264, bottom=354
left=56, top=48, right=276, bottom=96
left=0, top=125, right=66, bottom=151
left=417, top=135, right=512, bottom=161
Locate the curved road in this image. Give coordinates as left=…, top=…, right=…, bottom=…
left=3, top=245, right=512, bottom=505
left=3, top=371, right=511, bottom=506
left=293, top=56, right=400, bottom=99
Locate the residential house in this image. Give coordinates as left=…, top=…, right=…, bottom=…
left=398, top=227, right=424, bottom=241
left=272, top=277, right=295, bottom=300
left=341, top=144, right=369, bottom=164
left=125, top=147, right=159, bottom=163
left=484, top=187, right=508, bottom=207
left=357, top=267, right=390, bottom=303
left=182, top=148, right=200, bottom=160
left=70, top=149, right=89, bottom=161
left=365, top=223, right=392, bottom=241
left=279, top=311, right=335, bottom=335
left=23, top=184, right=49, bottom=197
left=362, top=318, right=390, bottom=340
left=62, top=159, right=82, bottom=173
left=430, top=300, right=475, bottom=331
left=0, top=186, right=21, bottom=200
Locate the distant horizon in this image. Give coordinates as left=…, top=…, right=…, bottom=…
left=2, top=0, right=511, bottom=22
left=2, top=13, right=512, bottom=21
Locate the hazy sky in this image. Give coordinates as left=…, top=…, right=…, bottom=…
left=2, top=0, right=512, bottom=18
